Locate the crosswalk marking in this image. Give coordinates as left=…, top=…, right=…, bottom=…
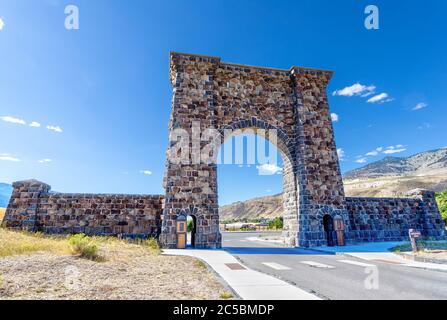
left=300, top=261, right=335, bottom=269
left=262, top=262, right=292, bottom=270
left=337, top=260, right=376, bottom=268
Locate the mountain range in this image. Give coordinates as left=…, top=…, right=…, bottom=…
left=2, top=148, right=447, bottom=219
left=220, top=148, right=447, bottom=222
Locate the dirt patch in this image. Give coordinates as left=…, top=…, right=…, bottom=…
left=0, top=231, right=228, bottom=300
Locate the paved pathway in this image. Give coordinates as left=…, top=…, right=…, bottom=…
left=162, top=249, right=320, bottom=300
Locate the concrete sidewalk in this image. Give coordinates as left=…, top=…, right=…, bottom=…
left=313, top=242, right=447, bottom=273
left=163, top=249, right=320, bottom=300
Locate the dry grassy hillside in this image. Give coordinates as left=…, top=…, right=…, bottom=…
left=0, top=208, right=5, bottom=222
left=219, top=194, right=283, bottom=222
left=343, top=169, right=447, bottom=197
left=219, top=170, right=447, bottom=222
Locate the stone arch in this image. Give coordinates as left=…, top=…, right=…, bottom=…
left=160, top=52, right=351, bottom=249
left=216, top=119, right=299, bottom=246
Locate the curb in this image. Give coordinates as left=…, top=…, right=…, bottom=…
left=396, top=252, right=447, bottom=265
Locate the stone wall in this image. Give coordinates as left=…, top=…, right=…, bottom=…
left=346, top=189, right=446, bottom=242
left=2, top=180, right=164, bottom=238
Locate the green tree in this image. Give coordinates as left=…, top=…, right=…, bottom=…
left=268, top=217, right=283, bottom=230
left=436, top=191, right=447, bottom=224
left=187, top=219, right=194, bottom=232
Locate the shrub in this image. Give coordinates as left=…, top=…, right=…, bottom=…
left=219, top=292, right=234, bottom=300
left=194, top=259, right=207, bottom=269
left=140, top=237, right=161, bottom=255
left=187, top=220, right=194, bottom=232
left=268, top=217, right=283, bottom=230
left=436, top=191, right=447, bottom=224
left=68, top=234, right=101, bottom=261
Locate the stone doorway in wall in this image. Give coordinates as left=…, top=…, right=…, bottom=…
left=187, top=215, right=197, bottom=248
left=323, top=215, right=335, bottom=247
left=217, top=130, right=298, bottom=248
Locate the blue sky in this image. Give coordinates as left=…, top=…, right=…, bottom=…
left=0, top=0, right=446, bottom=205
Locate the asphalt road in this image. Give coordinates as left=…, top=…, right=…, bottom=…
left=222, top=231, right=447, bottom=300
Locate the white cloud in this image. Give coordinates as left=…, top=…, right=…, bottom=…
left=383, top=149, right=406, bottom=154
left=337, top=148, right=345, bottom=160
left=367, top=93, right=393, bottom=104
left=256, top=164, right=283, bottom=176
left=0, top=153, right=20, bottom=162
left=365, top=147, right=383, bottom=157
left=29, top=121, right=41, bottom=128
left=383, top=145, right=407, bottom=154
left=333, top=83, right=376, bottom=97
left=46, top=125, right=63, bottom=133
left=1, top=116, right=26, bottom=125
left=0, top=18, right=4, bottom=31
left=331, top=113, right=339, bottom=122
left=412, top=102, right=428, bottom=111
left=366, top=151, right=379, bottom=156
left=140, top=170, right=153, bottom=176
left=38, top=159, right=52, bottom=164
left=356, top=158, right=367, bottom=164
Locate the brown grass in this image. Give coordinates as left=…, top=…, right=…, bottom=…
left=0, top=229, right=71, bottom=258
left=0, top=230, right=229, bottom=300
left=0, top=208, right=5, bottom=222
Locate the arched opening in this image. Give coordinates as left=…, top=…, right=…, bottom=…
left=187, top=215, right=197, bottom=248
left=323, top=215, right=335, bottom=247
left=217, top=126, right=298, bottom=247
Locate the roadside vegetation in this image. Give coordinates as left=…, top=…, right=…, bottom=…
left=0, top=229, right=229, bottom=299
left=0, top=229, right=71, bottom=258
left=268, top=217, right=283, bottom=230
left=0, top=229, right=163, bottom=261
left=393, top=241, right=447, bottom=253
left=435, top=191, right=447, bottom=224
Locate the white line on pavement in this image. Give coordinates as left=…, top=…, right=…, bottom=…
left=300, top=261, right=336, bottom=269
left=262, top=262, right=292, bottom=270
left=338, top=260, right=376, bottom=267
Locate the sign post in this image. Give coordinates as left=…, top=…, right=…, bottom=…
left=408, top=229, right=422, bottom=253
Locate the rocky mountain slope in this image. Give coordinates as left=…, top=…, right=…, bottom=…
left=344, top=148, right=447, bottom=178
left=220, top=148, right=447, bottom=221
left=219, top=194, right=283, bottom=222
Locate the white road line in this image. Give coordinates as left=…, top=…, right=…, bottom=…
left=300, top=261, right=336, bottom=269
left=262, top=262, right=292, bottom=271
left=338, top=260, right=376, bottom=268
